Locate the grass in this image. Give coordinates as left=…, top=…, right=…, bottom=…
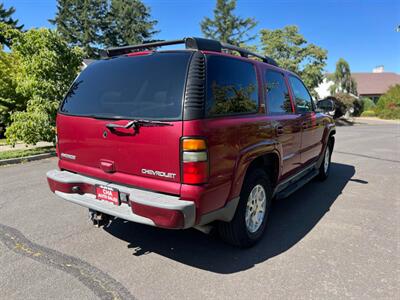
left=0, top=146, right=55, bottom=160
left=361, top=110, right=376, bottom=117
left=0, top=138, right=24, bottom=146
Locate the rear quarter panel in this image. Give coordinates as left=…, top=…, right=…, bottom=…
left=182, top=114, right=283, bottom=216
left=181, top=117, right=240, bottom=215
left=229, top=115, right=281, bottom=198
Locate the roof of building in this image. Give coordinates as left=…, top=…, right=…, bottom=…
left=82, top=59, right=96, bottom=66
left=351, top=72, right=400, bottom=95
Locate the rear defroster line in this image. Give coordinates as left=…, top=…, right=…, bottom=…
left=0, top=223, right=135, bottom=300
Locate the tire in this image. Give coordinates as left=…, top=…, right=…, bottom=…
left=218, top=169, right=272, bottom=248
left=317, top=140, right=332, bottom=181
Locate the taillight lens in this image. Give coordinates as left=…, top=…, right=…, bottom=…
left=182, top=138, right=208, bottom=184
left=182, top=139, right=207, bottom=151
left=183, top=161, right=208, bottom=184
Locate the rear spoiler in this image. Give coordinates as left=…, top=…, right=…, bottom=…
left=100, top=37, right=279, bottom=67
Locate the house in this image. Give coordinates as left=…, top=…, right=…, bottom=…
left=351, top=70, right=400, bottom=102
left=315, top=66, right=400, bottom=102
left=82, top=59, right=96, bottom=69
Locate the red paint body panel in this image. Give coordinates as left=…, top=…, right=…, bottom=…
left=182, top=117, right=243, bottom=214
left=57, top=114, right=182, bottom=195
left=47, top=176, right=95, bottom=194
left=131, top=202, right=184, bottom=229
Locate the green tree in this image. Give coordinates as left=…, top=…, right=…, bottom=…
left=0, top=2, right=23, bottom=46
left=5, top=28, right=83, bottom=145
left=50, top=0, right=108, bottom=58
left=0, top=47, right=27, bottom=131
left=329, top=58, right=357, bottom=95
left=50, top=0, right=159, bottom=56
left=104, top=0, right=158, bottom=47
left=0, top=23, right=27, bottom=136
left=375, top=84, right=400, bottom=119
left=201, top=0, right=257, bottom=46
left=260, top=25, right=327, bottom=93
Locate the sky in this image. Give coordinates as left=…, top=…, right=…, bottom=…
left=3, top=0, right=400, bottom=73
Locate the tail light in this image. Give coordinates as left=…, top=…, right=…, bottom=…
left=181, top=138, right=208, bottom=184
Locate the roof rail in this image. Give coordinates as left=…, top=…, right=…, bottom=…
left=220, top=42, right=278, bottom=66
left=100, top=37, right=279, bottom=67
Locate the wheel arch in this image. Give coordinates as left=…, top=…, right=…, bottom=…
left=245, top=153, right=280, bottom=187
left=317, top=125, right=336, bottom=169
left=228, top=142, right=282, bottom=201
left=328, top=130, right=336, bottom=149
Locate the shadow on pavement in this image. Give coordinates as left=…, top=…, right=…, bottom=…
left=335, top=118, right=357, bottom=126
left=104, top=162, right=356, bottom=274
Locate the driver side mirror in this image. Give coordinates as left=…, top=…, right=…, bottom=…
left=317, top=99, right=335, bottom=115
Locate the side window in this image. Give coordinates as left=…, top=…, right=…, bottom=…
left=206, top=55, right=258, bottom=117
left=265, top=70, right=293, bottom=115
left=289, top=76, right=313, bottom=113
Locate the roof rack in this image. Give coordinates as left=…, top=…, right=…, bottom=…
left=100, top=37, right=279, bottom=67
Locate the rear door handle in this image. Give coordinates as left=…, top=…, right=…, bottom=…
left=275, top=125, right=284, bottom=135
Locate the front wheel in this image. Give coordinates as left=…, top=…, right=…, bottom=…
left=318, top=142, right=332, bottom=181
left=218, top=169, right=272, bottom=248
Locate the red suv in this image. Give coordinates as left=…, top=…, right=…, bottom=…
left=47, top=37, right=335, bottom=247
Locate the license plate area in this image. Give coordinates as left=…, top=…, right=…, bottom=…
left=95, top=185, right=120, bottom=205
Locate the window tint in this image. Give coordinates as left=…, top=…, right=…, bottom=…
left=289, top=76, right=313, bottom=113
left=265, top=70, right=293, bottom=114
left=60, top=52, right=191, bottom=120
left=206, top=55, right=258, bottom=117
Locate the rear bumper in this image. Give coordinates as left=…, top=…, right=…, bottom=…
left=46, top=169, right=196, bottom=229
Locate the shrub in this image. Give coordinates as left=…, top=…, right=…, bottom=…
left=377, top=108, right=400, bottom=119
left=361, top=97, right=376, bottom=112
left=0, top=46, right=28, bottom=135
left=361, top=110, right=376, bottom=117
left=352, top=98, right=363, bottom=117
left=4, top=28, right=83, bottom=145
left=375, top=85, right=400, bottom=120
left=5, top=97, right=58, bottom=145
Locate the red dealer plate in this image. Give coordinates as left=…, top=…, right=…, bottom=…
left=95, top=185, right=120, bottom=205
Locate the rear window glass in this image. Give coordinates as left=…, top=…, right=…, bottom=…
left=205, top=55, right=258, bottom=117
left=60, top=52, right=192, bottom=120
left=265, top=70, right=293, bottom=115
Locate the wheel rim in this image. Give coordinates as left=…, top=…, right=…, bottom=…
left=245, top=184, right=267, bottom=233
left=324, top=146, right=330, bottom=174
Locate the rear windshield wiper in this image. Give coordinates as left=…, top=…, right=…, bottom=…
left=86, top=114, right=127, bottom=120
left=105, top=119, right=173, bottom=130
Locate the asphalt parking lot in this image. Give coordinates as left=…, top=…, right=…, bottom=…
left=0, top=119, right=399, bottom=300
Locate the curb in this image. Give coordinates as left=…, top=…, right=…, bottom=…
left=355, top=117, right=400, bottom=124
left=0, top=152, right=56, bottom=166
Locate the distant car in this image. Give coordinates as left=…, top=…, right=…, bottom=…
left=47, top=37, right=335, bottom=247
